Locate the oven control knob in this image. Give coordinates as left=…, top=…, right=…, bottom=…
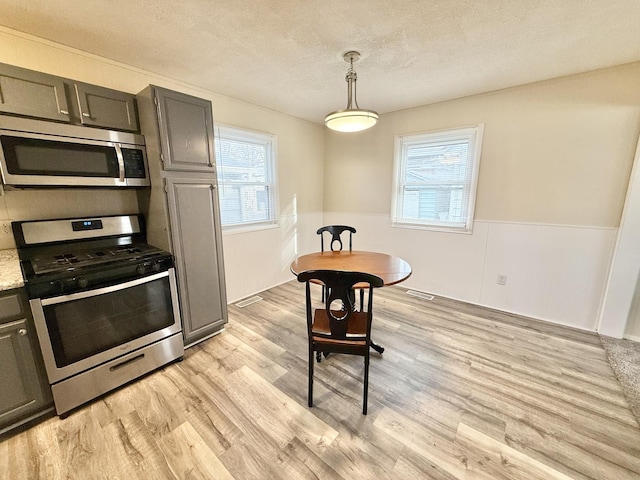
left=136, top=264, right=146, bottom=275
left=52, top=281, right=65, bottom=294
left=77, top=277, right=89, bottom=288
left=152, top=262, right=161, bottom=272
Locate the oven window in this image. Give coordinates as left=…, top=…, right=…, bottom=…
left=1, top=135, right=120, bottom=177
left=43, top=276, right=175, bottom=367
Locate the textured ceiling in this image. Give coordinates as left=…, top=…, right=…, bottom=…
left=1, top=0, right=640, bottom=124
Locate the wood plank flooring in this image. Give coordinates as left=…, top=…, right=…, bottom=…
left=1, top=280, right=639, bottom=479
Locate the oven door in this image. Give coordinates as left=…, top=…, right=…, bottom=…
left=30, top=268, right=182, bottom=384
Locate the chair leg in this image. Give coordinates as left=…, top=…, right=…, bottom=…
left=309, top=346, right=314, bottom=408
left=363, top=353, right=370, bottom=415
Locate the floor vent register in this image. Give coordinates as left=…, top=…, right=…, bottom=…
left=235, top=296, right=264, bottom=308
left=406, top=290, right=434, bottom=301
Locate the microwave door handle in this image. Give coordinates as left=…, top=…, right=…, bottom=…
left=115, top=144, right=125, bottom=183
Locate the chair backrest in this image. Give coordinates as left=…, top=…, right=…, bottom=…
left=316, top=225, right=356, bottom=252
left=297, top=270, right=383, bottom=339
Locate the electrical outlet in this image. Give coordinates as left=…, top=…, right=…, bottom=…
left=496, top=274, right=507, bottom=285
left=0, top=220, right=11, bottom=236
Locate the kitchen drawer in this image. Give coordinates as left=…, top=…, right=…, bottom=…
left=0, top=292, right=24, bottom=322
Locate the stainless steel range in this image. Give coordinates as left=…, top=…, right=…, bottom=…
left=13, top=214, right=183, bottom=417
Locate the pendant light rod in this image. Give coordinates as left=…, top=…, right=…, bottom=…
left=344, top=51, right=359, bottom=110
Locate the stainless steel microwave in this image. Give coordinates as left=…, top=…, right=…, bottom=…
left=0, top=116, right=149, bottom=187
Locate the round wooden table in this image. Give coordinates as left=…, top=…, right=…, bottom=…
left=290, top=250, right=412, bottom=354
left=290, top=250, right=412, bottom=287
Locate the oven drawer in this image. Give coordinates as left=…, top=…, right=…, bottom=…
left=51, top=332, right=183, bottom=416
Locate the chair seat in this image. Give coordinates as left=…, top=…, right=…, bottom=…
left=312, top=309, right=368, bottom=339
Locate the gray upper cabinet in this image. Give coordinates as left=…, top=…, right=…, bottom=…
left=154, top=88, right=216, bottom=173
left=0, top=62, right=139, bottom=132
left=0, top=289, right=53, bottom=434
left=0, top=64, right=70, bottom=122
left=73, top=82, right=139, bottom=132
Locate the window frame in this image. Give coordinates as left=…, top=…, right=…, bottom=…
left=214, top=124, right=279, bottom=232
left=391, top=124, right=484, bottom=234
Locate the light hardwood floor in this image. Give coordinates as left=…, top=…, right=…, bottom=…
left=2, top=280, right=639, bottom=479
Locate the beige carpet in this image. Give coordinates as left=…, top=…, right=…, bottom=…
left=600, top=335, right=640, bottom=425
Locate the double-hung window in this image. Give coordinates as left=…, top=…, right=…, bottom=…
left=392, top=125, right=483, bottom=233
left=214, top=125, right=278, bottom=230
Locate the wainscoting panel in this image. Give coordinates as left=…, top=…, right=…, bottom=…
left=222, top=211, right=323, bottom=303
left=324, top=212, right=617, bottom=331
left=480, top=222, right=616, bottom=330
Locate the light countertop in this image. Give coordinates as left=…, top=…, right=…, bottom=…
left=0, top=249, right=24, bottom=291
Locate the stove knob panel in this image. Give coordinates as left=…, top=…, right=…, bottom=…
left=136, top=264, right=146, bottom=275
left=77, top=277, right=89, bottom=289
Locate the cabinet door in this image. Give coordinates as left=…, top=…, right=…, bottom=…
left=0, top=318, right=50, bottom=427
left=165, top=176, right=228, bottom=346
left=74, top=82, right=139, bottom=132
left=0, top=63, right=70, bottom=122
left=154, top=87, right=216, bottom=173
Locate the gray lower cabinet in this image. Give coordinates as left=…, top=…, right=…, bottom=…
left=0, top=289, right=53, bottom=434
left=0, top=62, right=139, bottom=132
left=137, top=85, right=228, bottom=347
left=165, top=176, right=227, bottom=345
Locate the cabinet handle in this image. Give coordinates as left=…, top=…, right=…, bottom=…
left=59, top=110, right=69, bottom=115
left=18, top=328, right=27, bottom=336
left=82, top=112, right=91, bottom=118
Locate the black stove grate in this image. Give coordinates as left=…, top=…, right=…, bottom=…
left=30, top=244, right=166, bottom=275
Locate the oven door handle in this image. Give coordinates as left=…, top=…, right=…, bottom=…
left=40, top=270, right=170, bottom=306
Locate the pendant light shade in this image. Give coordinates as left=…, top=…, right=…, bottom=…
left=325, top=51, right=378, bottom=133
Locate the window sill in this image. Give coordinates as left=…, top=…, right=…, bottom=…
left=222, top=221, right=279, bottom=236
left=391, top=221, right=473, bottom=235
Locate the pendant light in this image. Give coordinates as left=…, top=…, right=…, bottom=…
left=324, top=51, right=378, bottom=133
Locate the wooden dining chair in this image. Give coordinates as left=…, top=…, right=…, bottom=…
left=316, top=225, right=364, bottom=309
left=316, top=225, right=356, bottom=252
left=297, top=269, right=384, bottom=415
